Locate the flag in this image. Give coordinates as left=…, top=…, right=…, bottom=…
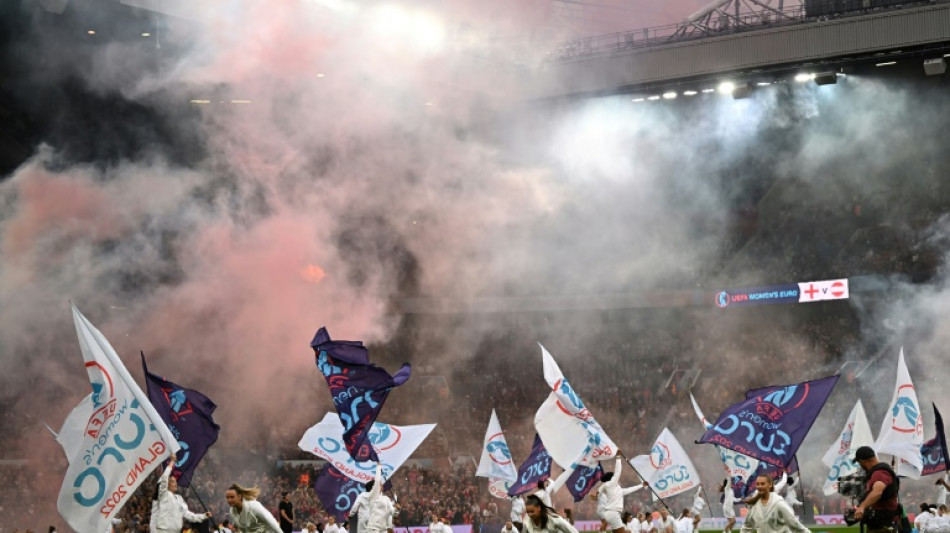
left=489, top=477, right=514, bottom=500
left=58, top=305, right=180, bottom=533
left=311, top=327, right=412, bottom=463
left=507, top=434, right=552, bottom=496
left=690, top=393, right=713, bottom=430
left=630, top=427, right=701, bottom=500
left=313, top=464, right=393, bottom=522
left=534, top=345, right=617, bottom=469
left=935, top=404, right=950, bottom=474
left=904, top=404, right=950, bottom=477
left=691, top=393, right=757, bottom=499
left=567, top=463, right=603, bottom=502
left=52, top=394, right=95, bottom=465
left=142, top=353, right=220, bottom=487
left=298, top=412, right=434, bottom=484
left=876, top=349, right=924, bottom=478
left=821, top=400, right=873, bottom=495
left=698, top=375, right=838, bottom=469
left=477, top=410, right=518, bottom=481
left=718, top=446, right=759, bottom=499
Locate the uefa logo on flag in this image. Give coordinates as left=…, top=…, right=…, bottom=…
left=890, top=384, right=921, bottom=434
left=486, top=435, right=513, bottom=465
left=650, top=442, right=673, bottom=469
left=368, top=423, right=403, bottom=451
left=755, top=384, right=810, bottom=422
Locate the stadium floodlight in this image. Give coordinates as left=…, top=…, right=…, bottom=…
left=701, top=88, right=715, bottom=94
left=632, top=98, right=644, bottom=102
left=924, top=58, right=947, bottom=76
left=794, top=73, right=814, bottom=83
left=876, top=61, right=897, bottom=67
left=647, top=95, right=660, bottom=100
left=732, top=83, right=752, bottom=99
left=814, top=72, right=837, bottom=85
left=756, top=82, right=771, bottom=87
left=662, top=91, right=677, bottom=99
left=683, top=90, right=698, bottom=96
left=718, top=81, right=736, bottom=95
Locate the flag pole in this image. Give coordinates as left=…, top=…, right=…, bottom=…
left=177, top=467, right=216, bottom=527
left=700, top=485, right=714, bottom=517
left=623, top=453, right=674, bottom=513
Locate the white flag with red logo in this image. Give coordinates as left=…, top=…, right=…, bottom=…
left=477, top=409, right=517, bottom=481
left=58, top=305, right=180, bottom=533
left=821, top=399, right=874, bottom=495
left=630, top=427, right=700, bottom=500
left=534, top=345, right=618, bottom=469
left=798, top=278, right=849, bottom=303
left=875, top=349, right=924, bottom=477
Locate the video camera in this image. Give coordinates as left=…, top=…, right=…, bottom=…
left=837, top=473, right=866, bottom=500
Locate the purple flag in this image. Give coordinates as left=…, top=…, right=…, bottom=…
left=313, top=464, right=393, bottom=522
left=142, top=353, right=220, bottom=487
left=311, top=327, right=411, bottom=463
left=508, top=434, right=552, bottom=496
left=567, top=463, right=603, bottom=502
left=698, top=375, right=838, bottom=469
left=922, top=404, right=949, bottom=476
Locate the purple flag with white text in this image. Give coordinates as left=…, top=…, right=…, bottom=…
left=508, top=434, right=552, bottom=496
left=567, top=463, right=603, bottom=502
left=311, top=327, right=411, bottom=463
left=698, top=375, right=838, bottom=469
left=142, top=353, right=220, bottom=487
left=922, top=404, right=949, bottom=476
left=313, top=464, right=394, bottom=522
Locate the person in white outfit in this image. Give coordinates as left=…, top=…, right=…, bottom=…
left=937, top=476, right=950, bottom=507
left=690, top=487, right=705, bottom=531
left=720, top=479, right=737, bottom=533
left=653, top=508, right=676, bottom=533
left=522, top=495, right=578, bottom=533
left=534, top=469, right=575, bottom=509
left=502, top=521, right=521, bottom=533
left=932, top=505, right=950, bottom=533
left=363, top=464, right=397, bottom=533
left=351, top=485, right=372, bottom=533
left=598, top=456, right=649, bottom=533
left=739, top=475, right=810, bottom=533
left=226, top=483, right=283, bottom=533
left=782, top=477, right=802, bottom=518
left=511, top=495, right=526, bottom=531
left=429, top=515, right=450, bottom=533
left=325, top=517, right=344, bottom=533
left=153, top=455, right=211, bottom=533
left=675, top=510, right=693, bottom=533
left=623, top=512, right=638, bottom=533
left=916, top=504, right=936, bottom=533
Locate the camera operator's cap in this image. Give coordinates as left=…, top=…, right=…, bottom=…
left=852, top=445, right=876, bottom=463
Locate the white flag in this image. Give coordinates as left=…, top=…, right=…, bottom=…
left=630, top=427, right=701, bottom=500
left=875, top=348, right=924, bottom=477
left=488, top=477, right=513, bottom=500
left=534, top=344, right=617, bottom=469
left=477, top=410, right=517, bottom=481
left=298, top=412, right=435, bottom=483
left=822, top=400, right=874, bottom=495
left=58, top=305, right=180, bottom=533
left=689, top=393, right=712, bottom=429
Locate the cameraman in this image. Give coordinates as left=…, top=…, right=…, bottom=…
left=852, top=446, right=901, bottom=533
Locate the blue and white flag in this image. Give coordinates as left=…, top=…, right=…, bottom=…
left=877, top=349, right=924, bottom=478
left=58, top=305, right=180, bottom=533
left=477, top=410, right=517, bottom=481
left=311, top=327, right=412, bottom=463
left=507, top=434, right=552, bottom=496
left=298, top=412, right=434, bottom=484
left=691, top=393, right=758, bottom=499
left=534, top=345, right=617, bottom=469
left=631, top=427, right=700, bottom=500
left=822, top=399, right=873, bottom=495
left=698, top=375, right=838, bottom=469
left=567, top=463, right=603, bottom=502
